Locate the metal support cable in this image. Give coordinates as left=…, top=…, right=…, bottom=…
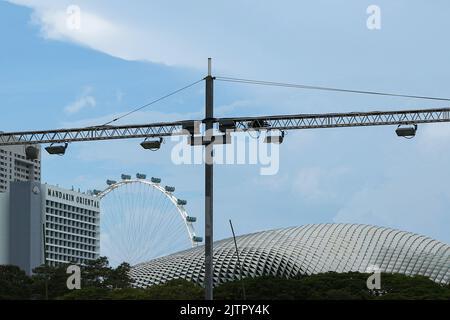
left=101, top=79, right=204, bottom=126
left=216, top=76, right=450, bottom=102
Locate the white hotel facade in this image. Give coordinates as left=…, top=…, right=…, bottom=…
left=42, top=184, right=100, bottom=267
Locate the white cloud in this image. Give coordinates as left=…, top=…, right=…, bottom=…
left=64, top=87, right=96, bottom=114
left=8, top=0, right=450, bottom=84
left=7, top=0, right=205, bottom=67
left=30, top=6, right=144, bottom=62
left=5, top=0, right=383, bottom=75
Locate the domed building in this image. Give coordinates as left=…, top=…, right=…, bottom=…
left=130, top=223, right=450, bottom=287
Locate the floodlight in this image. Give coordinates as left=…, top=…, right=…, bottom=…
left=218, top=119, right=236, bottom=133
left=140, top=138, right=163, bottom=150
left=396, top=124, right=417, bottom=138
left=264, top=131, right=285, bottom=144
left=45, top=143, right=68, bottom=155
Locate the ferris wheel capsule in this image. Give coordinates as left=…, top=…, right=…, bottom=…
left=186, top=216, right=196, bottom=222
left=151, top=177, right=161, bottom=184
left=165, top=186, right=175, bottom=193
left=136, top=173, right=146, bottom=179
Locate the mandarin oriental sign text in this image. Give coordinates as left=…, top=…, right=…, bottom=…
left=47, top=188, right=100, bottom=208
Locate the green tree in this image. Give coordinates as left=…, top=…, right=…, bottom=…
left=0, top=265, right=32, bottom=300
left=215, top=276, right=306, bottom=300
left=375, top=274, right=450, bottom=300
left=60, top=279, right=203, bottom=300
left=300, top=272, right=371, bottom=300
left=3, top=264, right=448, bottom=300
left=59, top=287, right=112, bottom=300
left=141, top=279, right=204, bottom=300
left=215, top=272, right=450, bottom=300
left=106, top=262, right=133, bottom=289
left=31, top=263, right=71, bottom=300
left=81, top=256, right=111, bottom=288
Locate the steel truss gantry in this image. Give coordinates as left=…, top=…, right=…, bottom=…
left=0, top=107, right=449, bottom=146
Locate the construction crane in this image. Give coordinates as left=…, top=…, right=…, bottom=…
left=1, top=59, right=450, bottom=300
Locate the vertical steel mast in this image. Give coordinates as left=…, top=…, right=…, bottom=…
left=204, top=58, right=214, bottom=300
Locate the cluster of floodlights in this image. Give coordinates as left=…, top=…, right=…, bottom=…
left=43, top=123, right=418, bottom=155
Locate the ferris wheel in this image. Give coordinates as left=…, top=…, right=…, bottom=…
left=93, top=174, right=202, bottom=267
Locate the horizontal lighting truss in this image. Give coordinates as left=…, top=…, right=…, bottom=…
left=0, top=107, right=449, bottom=146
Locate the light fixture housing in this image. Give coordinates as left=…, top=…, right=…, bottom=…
left=140, top=137, right=163, bottom=150
left=264, top=131, right=285, bottom=144
left=45, top=143, right=68, bottom=155
left=396, top=124, right=417, bottom=138
left=218, top=119, right=236, bottom=133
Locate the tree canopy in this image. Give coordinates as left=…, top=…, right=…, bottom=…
left=0, top=260, right=449, bottom=300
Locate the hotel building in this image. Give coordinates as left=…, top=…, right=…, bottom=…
left=1, top=182, right=100, bottom=274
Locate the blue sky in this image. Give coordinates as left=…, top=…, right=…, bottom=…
left=2, top=0, right=450, bottom=244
